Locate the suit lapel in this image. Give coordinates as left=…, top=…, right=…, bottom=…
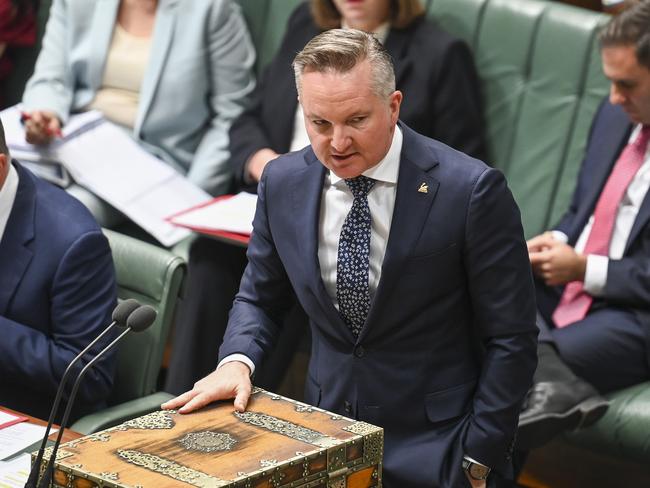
left=134, top=0, right=179, bottom=135
left=88, top=0, right=120, bottom=91
left=361, top=125, right=439, bottom=342
left=291, top=151, right=352, bottom=339
left=0, top=164, right=35, bottom=316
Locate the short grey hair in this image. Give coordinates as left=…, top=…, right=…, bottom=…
left=292, top=29, right=396, bottom=99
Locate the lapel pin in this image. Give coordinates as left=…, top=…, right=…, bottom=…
left=418, top=182, right=428, bottom=194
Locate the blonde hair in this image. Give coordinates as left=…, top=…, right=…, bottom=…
left=310, top=0, right=425, bottom=30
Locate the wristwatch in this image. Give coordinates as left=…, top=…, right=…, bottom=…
left=462, top=456, right=490, bottom=480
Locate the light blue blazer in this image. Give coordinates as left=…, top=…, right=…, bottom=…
left=23, top=0, right=256, bottom=195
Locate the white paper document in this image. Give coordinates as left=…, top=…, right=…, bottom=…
left=169, top=192, right=258, bottom=235
left=0, top=453, right=31, bottom=487
left=0, top=106, right=211, bottom=246
left=0, top=423, right=56, bottom=461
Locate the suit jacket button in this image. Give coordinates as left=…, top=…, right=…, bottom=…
left=344, top=401, right=352, bottom=414
left=354, top=345, right=365, bottom=358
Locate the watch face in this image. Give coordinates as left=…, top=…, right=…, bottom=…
left=469, top=463, right=490, bottom=480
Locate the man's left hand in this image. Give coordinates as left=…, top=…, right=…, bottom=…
left=529, top=241, right=587, bottom=286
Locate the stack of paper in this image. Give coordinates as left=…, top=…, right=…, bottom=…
left=0, top=106, right=211, bottom=247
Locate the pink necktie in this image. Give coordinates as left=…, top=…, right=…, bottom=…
left=552, top=125, right=650, bottom=328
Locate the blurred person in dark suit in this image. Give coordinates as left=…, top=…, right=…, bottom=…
left=0, top=118, right=117, bottom=421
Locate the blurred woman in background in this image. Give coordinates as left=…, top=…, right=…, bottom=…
left=21, top=0, right=255, bottom=224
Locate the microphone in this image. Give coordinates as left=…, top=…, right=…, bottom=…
left=24, top=299, right=141, bottom=488
left=35, top=305, right=157, bottom=488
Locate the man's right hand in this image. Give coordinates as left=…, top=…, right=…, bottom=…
left=161, top=361, right=252, bottom=414
left=24, top=110, right=62, bottom=145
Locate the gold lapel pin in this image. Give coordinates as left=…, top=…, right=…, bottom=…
left=418, top=182, right=428, bottom=194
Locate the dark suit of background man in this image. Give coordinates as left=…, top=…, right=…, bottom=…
left=517, top=0, right=650, bottom=450
left=0, top=119, right=117, bottom=422
left=164, top=29, right=538, bottom=488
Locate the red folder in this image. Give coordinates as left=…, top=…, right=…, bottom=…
left=166, top=195, right=250, bottom=246
left=0, top=409, right=28, bottom=430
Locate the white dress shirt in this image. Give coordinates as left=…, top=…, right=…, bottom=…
left=318, top=127, right=402, bottom=307
left=553, top=124, right=650, bottom=296
left=221, top=127, right=403, bottom=374
left=0, top=164, right=19, bottom=242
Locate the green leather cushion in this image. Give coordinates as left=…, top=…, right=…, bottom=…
left=565, top=382, right=650, bottom=464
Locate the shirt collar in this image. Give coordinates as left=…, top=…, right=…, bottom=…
left=329, top=125, right=402, bottom=186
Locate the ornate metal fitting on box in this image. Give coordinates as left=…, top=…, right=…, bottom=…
left=327, top=446, right=346, bottom=472
left=179, top=431, right=237, bottom=453
left=234, top=411, right=339, bottom=448
left=119, top=410, right=175, bottom=430
left=118, top=449, right=229, bottom=487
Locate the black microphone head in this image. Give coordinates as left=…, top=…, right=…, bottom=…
left=112, top=299, right=141, bottom=326
left=126, top=305, right=157, bottom=332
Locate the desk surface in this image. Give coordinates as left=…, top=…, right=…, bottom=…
left=2, top=406, right=82, bottom=444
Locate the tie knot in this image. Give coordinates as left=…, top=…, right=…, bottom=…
left=345, top=176, right=375, bottom=198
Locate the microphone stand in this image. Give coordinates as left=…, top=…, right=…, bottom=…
left=24, top=299, right=139, bottom=488
left=36, top=327, right=132, bottom=488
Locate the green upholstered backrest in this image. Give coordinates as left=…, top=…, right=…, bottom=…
left=103, top=229, right=185, bottom=405
left=565, top=382, right=650, bottom=463
left=428, top=0, right=610, bottom=237
left=236, top=0, right=307, bottom=75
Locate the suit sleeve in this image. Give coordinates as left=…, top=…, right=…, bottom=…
left=183, top=0, right=256, bottom=195
left=461, top=168, right=538, bottom=469
left=0, top=230, right=117, bottom=405
left=21, top=0, right=74, bottom=122
left=218, top=166, right=296, bottom=367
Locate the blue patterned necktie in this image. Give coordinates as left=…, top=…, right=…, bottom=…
left=336, top=175, right=376, bottom=338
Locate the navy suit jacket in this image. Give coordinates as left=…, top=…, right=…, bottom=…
left=554, top=99, right=650, bottom=367
left=220, top=124, right=537, bottom=487
left=229, top=3, right=486, bottom=192
left=0, top=163, right=117, bottom=421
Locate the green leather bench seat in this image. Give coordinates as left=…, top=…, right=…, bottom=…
left=565, top=381, right=650, bottom=464
left=428, top=0, right=609, bottom=238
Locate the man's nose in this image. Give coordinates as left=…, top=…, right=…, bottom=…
left=331, top=126, right=351, bottom=152
left=609, top=83, right=625, bottom=106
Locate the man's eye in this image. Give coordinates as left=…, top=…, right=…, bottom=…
left=312, top=120, right=328, bottom=126
left=350, top=117, right=366, bottom=124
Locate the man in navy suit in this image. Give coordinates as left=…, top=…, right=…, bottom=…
left=164, top=29, right=537, bottom=488
left=518, top=1, right=650, bottom=449
left=0, top=119, right=117, bottom=421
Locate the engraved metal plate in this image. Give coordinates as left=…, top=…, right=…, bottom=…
left=118, top=449, right=229, bottom=487
left=120, top=410, right=175, bottom=430
left=235, top=411, right=340, bottom=448
left=179, top=431, right=237, bottom=453
left=342, top=421, right=378, bottom=436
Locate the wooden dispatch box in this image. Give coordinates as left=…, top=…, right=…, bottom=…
left=36, top=388, right=383, bottom=488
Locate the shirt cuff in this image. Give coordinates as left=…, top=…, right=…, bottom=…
left=583, top=254, right=608, bottom=297
left=217, top=354, right=255, bottom=376
left=463, top=455, right=490, bottom=468
left=551, top=230, right=569, bottom=244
